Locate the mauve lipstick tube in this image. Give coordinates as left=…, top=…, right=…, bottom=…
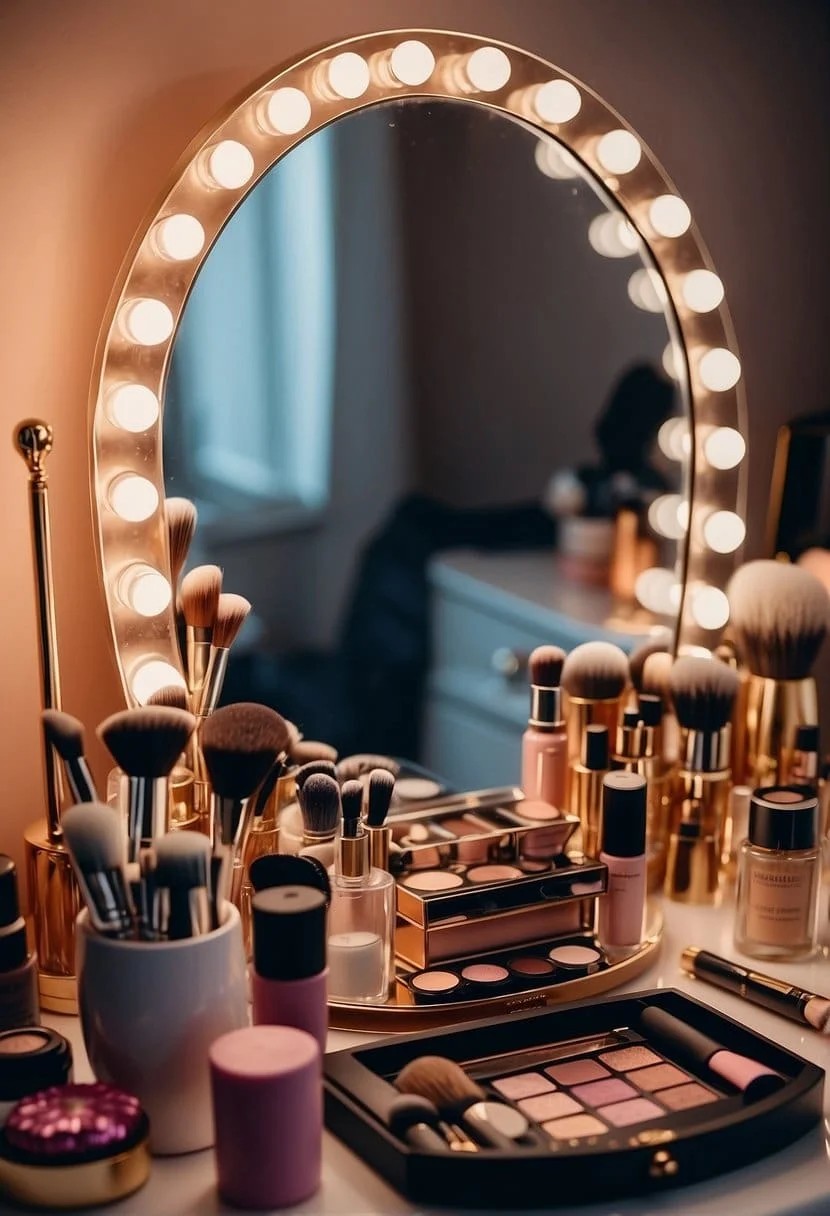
left=251, top=886, right=328, bottom=1053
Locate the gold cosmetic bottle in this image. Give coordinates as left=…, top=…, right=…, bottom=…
left=570, top=725, right=609, bottom=859
left=745, top=678, right=818, bottom=789
left=665, top=725, right=731, bottom=905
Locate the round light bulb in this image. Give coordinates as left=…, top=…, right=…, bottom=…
left=662, top=342, right=684, bottom=381
left=534, top=140, right=579, bottom=180
left=152, top=214, right=205, bottom=261
left=465, top=46, right=511, bottom=92
left=682, top=269, right=724, bottom=313
left=118, top=564, right=172, bottom=617
left=702, top=510, right=746, bottom=554
left=260, top=87, right=311, bottom=135
left=205, top=140, right=255, bottom=189
left=699, top=348, right=741, bottom=391
left=596, top=129, right=641, bottom=175
left=105, top=383, right=160, bottom=433
left=389, top=40, right=435, bottom=86
left=635, top=567, right=680, bottom=615
left=118, top=298, right=174, bottom=346
left=704, top=426, right=746, bottom=469
left=327, top=52, right=370, bottom=99
left=648, top=494, right=687, bottom=540
left=648, top=195, right=691, bottom=237
left=131, top=659, right=187, bottom=706
left=657, top=417, right=691, bottom=461
left=588, top=213, right=638, bottom=258
left=691, top=585, right=730, bottom=630
left=108, top=474, right=159, bottom=522
left=627, top=268, right=668, bottom=313
left=533, top=79, right=581, bottom=123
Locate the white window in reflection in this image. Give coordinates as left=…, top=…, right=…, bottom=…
left=166, top=131, right=336, bottom=521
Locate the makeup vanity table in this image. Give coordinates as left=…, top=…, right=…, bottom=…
left=45, top=896, right=830, bottom=1216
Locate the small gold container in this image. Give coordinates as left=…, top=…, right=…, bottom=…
left=23, top=820, right=79, bottom=1014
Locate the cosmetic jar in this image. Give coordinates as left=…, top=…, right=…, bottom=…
left=210, top=1024, right=322, bottom=1209
left=251, top=886, right=328, bottom=1052
left=0, top=1027, right=72, bottom=1122
left=0, top=1082, right=150, bottom=1209
left=0, top=855, right=39, bottom=1031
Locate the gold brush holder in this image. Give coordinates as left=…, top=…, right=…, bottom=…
left=240, top=770, right=297, bottom=954
left=664, top=728, right=730, bottom=906
left=745, top=676, right=818, bottom=788
left=24, top=824, right=80, bottom=1013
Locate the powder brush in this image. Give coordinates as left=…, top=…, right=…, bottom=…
left=146, top=685, right=189, bottom=711
left=337, top=754, right=401, bottom=782
left=298, top=773, right=342, bottom=847
left=290, top=739, right=339, bottom=766
left=98, top=707, right=196, bottom=862
left=61, top=802, right=134, bottom=937
left=365, top=768, right=395, bottom=872
left=562, top=641, right=629, bottom=813
left=628, top=634, right=672, bottom=696
left=395, top=1057, right=517, bottom=1151
left=42, top=711, right=98, bottom=804
left=295, top=760, right=337, bottom=791
left=527, top=645, right=566, bottom=691
left=153, top=832, right=212, bottom=940
left=164, top=497, right=198, bottom=590
left=197, top=592, right=251, bottom=716
left=180, top=564, right=222, bottom=705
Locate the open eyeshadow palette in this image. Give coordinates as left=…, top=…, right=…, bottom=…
left=324, top=988, right=824, bottom=1206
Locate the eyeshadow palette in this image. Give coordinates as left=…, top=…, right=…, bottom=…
left=324, top=989, right=824, bottom=1207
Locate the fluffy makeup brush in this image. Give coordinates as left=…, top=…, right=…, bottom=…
left=395, top=1058, right=515, bottom=1151
left=153, top=832, right=212, bottom=940
left=562, top=642, right=629, bottom=809
left=290, top=740, right=339, bottom=766
left=629, top=637, right=672, bottom=696
left=164, top=498, right=198, bottom=587
left=298, top=773, right=342, bottom=847
left=365, top=768, right=395, bottom=873
left=341, top=779, right=365, bottom=830
left=527, top=645, right=566, bottom=689
left=61, top=802, right=133, bottom=937
left=640, top=652, right=674, bottom=704
left=146, top=685, right=189, bottom=711
left=42, top=711, right=98, bottom=804
left=295, top=760, right=337, bottom=790
left=98, top=708, right=196, bottom=862
left=197, top=593, right=251, bottom=717
left=670, top=657, right=739, bottom=736
left=180, top=565, right=222, bottom=704
left=336, top=754, right=401, bottom=782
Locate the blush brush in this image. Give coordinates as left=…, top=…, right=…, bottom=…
left=197, top=593, right=251, bottom=717
left=395, top=1057, right=517, bottom=1151
left=180, top=564, right=222, bottom=707
left=42, top=711, right=98, bottom=804
left=164, top=497, right=198, bottom=591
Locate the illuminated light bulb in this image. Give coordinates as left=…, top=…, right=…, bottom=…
left=691, top=585, right=730, bottom=630
left=108, top=474, right=159, bottom=522
left=676, top=500, right=690, bottom=531
left=596, top=129, right=641, bottom=174
left=131, top=659, right=187, bottom=706
left=534, top=140, right=579, bottom=179
left=702, top=510, right=746, bottom=554
left=389, top=40, right=435, bottom=86
left=105, top=383, right=160, bottom=433
left=648, top=195, right=691, bottom=238
left=634, top=567, right=679, bottom=615
left=465, top=46, right=511, bottom=92
left=588, top=213, right=638, bottom=258
left=662, top=342, right=684, bottom=381
left=699, top=348, right=741, bottom=391
left=327, top=52, right=370, bottom=98
left=681, top=269, right=724, bottom=313
left=627, top=268, right=668, bottom=313
left=118, top=564, right=172, bottom=617
left=151, top=214, right=205, bottom=261
left=118, top=298, right=174, bottom=346
left=533, top=79, right=581, bottom=123
left=204, top=140, right=255, bottom=189
left=648, top=494, right=687, bottom=540
left=260, top=87, right=311, bottom=135
left=657, top=417, right=691, bottom=461
left=704, top=426, right=746, bottom=469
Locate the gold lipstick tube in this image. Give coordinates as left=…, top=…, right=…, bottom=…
left=569, top=766, right=606, bottom=859
left=745, top=676, right=818, bottom=788
left=665, top=725, right=731, bottom=905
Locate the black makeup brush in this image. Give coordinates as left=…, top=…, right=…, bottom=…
left=41, top=711, right=98, bottom=804
left=146, top=685, right=189, bottom=711
left=61, top=802, right=134, bottom=937
left=197, top=593, right=251, bottom=717
left=153, top=832, right=212, bottom=939
left=164, top=497, right=198, bottom=591
left=341, top=778, right=364, bottom=827
left=728, top=559, right=830, bottom=786
left=336, top=754, right=401, bottom=782
left=98, top=707, right=196, bottom=862
left=386, top=1094, right=454, bottom=1153
left=295, top=760, right=337, bottom=791
left=365, top=768, right=395, bottom=872
left=248, top=853, right=331, bottom=903
left=180, top=564, right=222, bottom=706
left=290, top=740, right=339, bottom=766
left=251, top=755, right=290, bottom=820
left=395, top=1057, right=516, bottom=1151
left=299, top=774, right=342, bottom=848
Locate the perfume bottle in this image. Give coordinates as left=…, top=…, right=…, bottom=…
left=735, top=786, right=820, bottom=961
left=327, top=814, right=394, bottom=1004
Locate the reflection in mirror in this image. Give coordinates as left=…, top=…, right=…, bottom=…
left=165, top=99, right=689, bottom=786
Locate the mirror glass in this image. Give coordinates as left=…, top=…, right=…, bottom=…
left=164, top=98, right=688, bottom=786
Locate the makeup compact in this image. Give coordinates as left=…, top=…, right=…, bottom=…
left=0, top=1028, right=72, bottom=1122
left=324, top=988, right=823, bottom=1207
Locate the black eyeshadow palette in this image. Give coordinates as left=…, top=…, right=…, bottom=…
left=324, top=988, right=824, bottom=1207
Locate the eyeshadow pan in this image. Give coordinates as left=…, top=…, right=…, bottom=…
left=518, top=1092, right=581, bottom=1122
left=513, top=801, right=561, bottom=822
left=542, top=1113, right=607, bottom=1141
left=410, top=970, right=461, bottom=994
left=658, top=1083, right=719, bottom=1111
left=461, top=964, right=510, bottom=985
left=466, top=864, right=522, bottom=883
left=545, top=1059, right=610, bottom=1086
left=548, top=945, right=602, bottom=973
left=402, top=870, right=464, bottom=891
left=571, top=1077, right=637, bottom=1106
left=492, top=1072, right=556, bottom=1100
left=599, top=1045, right=661, bottom=1072
left=630, top=1062, right=689, bottom=1092
left=600, top=1097, right=665, bottom=1127
left=507, top=956, right=556, bottom=978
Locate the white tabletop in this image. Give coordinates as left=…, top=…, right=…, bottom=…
left=42, top=896, right=830, bottom=1216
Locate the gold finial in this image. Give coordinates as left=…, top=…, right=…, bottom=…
left=15, top=419, right=54, bottom=480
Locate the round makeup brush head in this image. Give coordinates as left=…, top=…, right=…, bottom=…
left=562, top=641, right=629, bottom=701
left=146, top=685, right=189, bottom=711
left=387, top=1094, right=444, bottom=1137
left=640, top=652, right=674, bottom=704
left=340, top=779, right=364, bottom=830
left=804, top=995, right=830, bottom=1035
left=336, top=754, right=401, bottom=782
left=98, top=707, right=196, bottom=778
left=42, top=710, right=85, bottom=760
left=527, top=645, right=566, bottom=689
left=628, top=633, right=672, bottom=693
left=669, top=656, right=740, bottom=733
left=295, top=760, right=337, bottom=794
left=395, top=1056, right=484, bottom=1112
left=298, top=773, right=341, bottom=839
left=153, top=831, right=211, bottom=890
left=62, top=802, right=126, bottom=871
left=180, top=564, right=223, bottom=629
left=366, top=768, right=395, bottom=827
left=164, top=497, right=198, bottom=583
left=212, top=593, right=251, bottom=649
left=728, top=559, right=830, bottom=680
left=200, top=703, right=290, bottom=800
left=291, top=739, right=339, bottom=766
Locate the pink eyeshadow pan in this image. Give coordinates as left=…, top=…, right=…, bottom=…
left=571, top=1077, right=637, bottom=1106
left=659, top=1083, right=718, bottom=1111
left=492, top=1073, right=556, bottom=1100
left=599, top=1046, right=661, bottom=1072
left=518, top=1092, right=581, bottom=1122
left=545, top=1059, right=610, bottom=1086
left=600, top=1097, right=665, bottom=1127
left=630, top=1062, right=689, bottom=1092
left=543, top=1113, right=607, bottom=1141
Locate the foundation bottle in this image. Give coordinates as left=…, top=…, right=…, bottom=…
left=735, top=786, right=820, bottom=961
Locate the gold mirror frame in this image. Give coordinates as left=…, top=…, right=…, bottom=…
left=89, top=29, right=747, bottom=705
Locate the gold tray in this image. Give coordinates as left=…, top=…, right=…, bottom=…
left=329, top=900, right=663, bottom=1032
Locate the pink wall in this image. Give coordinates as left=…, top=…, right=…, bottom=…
left=1, top=0, right=827, bottom=891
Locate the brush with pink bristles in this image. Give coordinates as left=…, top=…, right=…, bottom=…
left=180, top=565, right=222, bottom=708
left=197, top=593, right=252, bottom=717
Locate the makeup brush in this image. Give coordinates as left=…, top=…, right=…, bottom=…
left=164, top=497, right=198, bottom=590
left=522, top=646, right=567, bottom=810
left=61, top=803, right=134, bottom=937
left=395, top=1057, right=516, bottom=1151
left=153, top=832, right=212, bottom=939
left=295, top=760, right=337, bottom=790
left=628, top=635, right=672, bottom=696
left=290, top=740, right=339, bottom=766
left=299, top=774, right=342, bottom=848
left=336, top=754, right=401, bottom=782
left=728, top=559, right=830, bottom=786
left=146, top=685, right=189, bottom=711
left=42, top=711, right=98, bottom=804
left=386, top=1094, right=455, bottom=1153
left=197, top=593, right=251, bottom=717
left=98, top=707, right=196, bottom=863
left=365, top=768, right=395, bottom=872
left=681, top=947, right=830, bottom=1035
left=180, top=565, right=222, bottom=706
left=562, top=642, right=629, bottom=814
left=665, top=657, right=739, bottom=904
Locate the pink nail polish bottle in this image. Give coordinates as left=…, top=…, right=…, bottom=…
left=251, top=886, right=328, bottom=1054
left=597, top=771, right=647, bottom=950
left=521, top=646, right=568, bottom=810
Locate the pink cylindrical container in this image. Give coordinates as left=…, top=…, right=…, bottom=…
left=251, top=886, right=328, bottom=1053
left=597, top=772, right=647, bottom=950
left=210, top=1025, right=321, bottom=1210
